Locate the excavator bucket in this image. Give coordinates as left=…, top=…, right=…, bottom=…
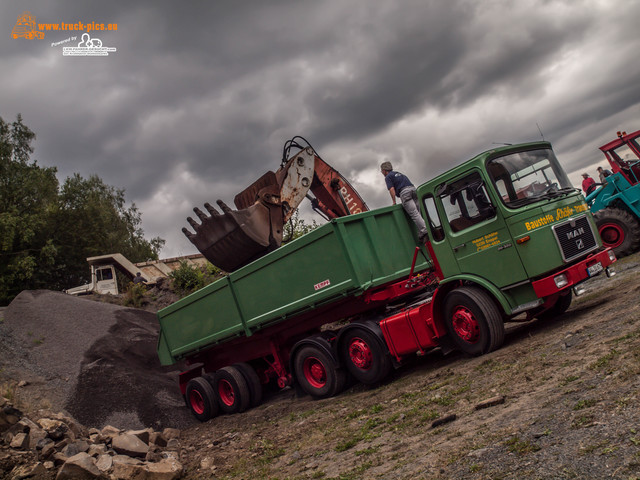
left=182, top=147, right=316, bottom=272
left=182, top=195, right=284, bottom=273
left=182, top=139, right=366, bottom=272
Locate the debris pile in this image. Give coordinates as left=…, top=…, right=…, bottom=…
left=0, top=290, right=194, bottom=431
left=0, top=399, right=184, bottom=479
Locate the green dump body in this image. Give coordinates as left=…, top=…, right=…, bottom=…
left=157, top=206, right=432, bottom=365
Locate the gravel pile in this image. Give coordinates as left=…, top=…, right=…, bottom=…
left=0, top=290, right=195, bottom=431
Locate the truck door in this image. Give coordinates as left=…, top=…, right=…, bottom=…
left=434, top=171, right=527, bottom=288
left=95, top=266, right=118, bottom=295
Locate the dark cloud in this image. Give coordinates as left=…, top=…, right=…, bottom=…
left=2, top=0, right=640, bottom=256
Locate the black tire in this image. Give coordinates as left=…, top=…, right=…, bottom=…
left=443, top=287, right=504, bottom=356
left=213, top=366, right=251, bottom=414
left=293, top=346, right=346, bottom=399
left=339, top=329, right=392, bottom=385
left=233, top=362, right=263, bottom=408
left=185, top=377, right=219, bottom=422
left=537, top=290, right=572, bottom=320
left=594, top=208, right=640, bottom=258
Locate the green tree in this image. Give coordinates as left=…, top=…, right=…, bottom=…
left=0, top=115, right=59, bottom=303
left=282, top=210, right=319, bottom=244
left=52, top=173, right=164, bottom=288
left=0, top=114, right=165, bottom=305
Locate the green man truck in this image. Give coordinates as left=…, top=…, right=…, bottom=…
left=157, top=138, right=616, bottom=421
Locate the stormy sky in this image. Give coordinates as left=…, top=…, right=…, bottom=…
left=2, top=0, right=640, bottom=258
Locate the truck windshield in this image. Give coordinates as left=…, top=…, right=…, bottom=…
left=486, top=149, right=573, bottom=208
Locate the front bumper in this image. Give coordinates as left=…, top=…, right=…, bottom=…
left=532, top=249, right=616, bottom=298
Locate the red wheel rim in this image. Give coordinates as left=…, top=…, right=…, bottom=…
left=349, top=338, right=372, bottom=370
left=452, top=306, right=480, bottom=343
left=303, top=357, right=327, bottom=388
left=189, top=390, right=205, bottom=415
left=218, top=379, right=235, bottom=406
left=598, top=223, right=624, bottom=248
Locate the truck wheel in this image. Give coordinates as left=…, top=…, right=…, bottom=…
left=340, top=329, right=392, bottom=385
left=537, top=291, right=572, bottom=320
left=443, top=287, right=504, bottom=356
left=594, top=208, right=640, bottom=258
left=293, top=346, right=345, bottom=399
left=185, top=377, right=219, bottom=422
left=213, top=366, right=250, bottom=414
left=233, top=362, right=263, bottom=408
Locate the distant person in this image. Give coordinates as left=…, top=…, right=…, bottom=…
left=380, top=161, right=429, bottom=241
left=581, top=173, right=597, bottom=195
left=597, top=166, right=612, bottom=184
left=133, top=272, right=147, bottom=284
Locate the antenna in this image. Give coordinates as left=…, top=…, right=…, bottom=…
left=536, top=122, right=545, bottom=141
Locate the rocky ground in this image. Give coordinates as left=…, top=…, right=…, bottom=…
left=0, top=253, right=639, bottom=479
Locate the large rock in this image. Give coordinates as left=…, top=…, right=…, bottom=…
left=55, top=452, right=101, bottom=479
left=112, top=433, right=149, bottom=458
left=112, top=456, right=183, bottom=480
left=10, top=432, right=28, bottom=449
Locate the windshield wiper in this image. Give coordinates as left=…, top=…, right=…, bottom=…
left=505, top=187, right=579, bottom=208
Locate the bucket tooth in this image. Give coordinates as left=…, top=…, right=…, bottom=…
left=216, top=200, right=233, bottom=214
left=194, top=207, right=208, bottom=221
left=181, top=227, right=194, bottom=240
left=204, top=202, right=219, bottom=215
left=187, top=217, right=199, bottom=230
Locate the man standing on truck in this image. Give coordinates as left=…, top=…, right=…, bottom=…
left=381, top=161, right=429, bottom=241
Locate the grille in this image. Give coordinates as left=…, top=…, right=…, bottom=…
left=552, top=215, right=598, bottom=262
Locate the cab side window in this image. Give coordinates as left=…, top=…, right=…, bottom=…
left=439, top=173, right=495, bottom=233
left=97, top=268, right=113, bottom=281
left=423, top=195, right=444, bottom=242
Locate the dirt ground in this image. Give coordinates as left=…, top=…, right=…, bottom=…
left=1, top=254, right=639, bottom=479
left=176, top=253, right=640, bottom=480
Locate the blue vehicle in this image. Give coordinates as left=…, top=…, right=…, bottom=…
left=587, top=129, right=640, bottom=257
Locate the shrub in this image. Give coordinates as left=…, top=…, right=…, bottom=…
left=169, top=261, right=221, bottom=297
left=124, top=282, right=147, bottom=307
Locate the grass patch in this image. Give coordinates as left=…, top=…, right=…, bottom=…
left=573, top=399, right=597, bottom=410
left=560, top=375, right=580, bottom=386
left=254, top=439, right=285, bottom=464
left=354, top=446, right=379, bottom=456
left=505, top=436, right=541, bottom=455
left=580, top=440, right=610, bottom=455
left=589, top=349, right=619, bottom=371
left=335, top=417, right=384, bottom=452
left=430, top=393, right=454, bottom=407
left=571, top=414, right=595, bottom=429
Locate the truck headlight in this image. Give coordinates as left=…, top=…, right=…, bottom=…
left=608, top=250, right=616, bottom=262
left=554, top=274, right=568, bottom=289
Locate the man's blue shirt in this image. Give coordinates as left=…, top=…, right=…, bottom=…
left=385, top=171, right=413, bottom=198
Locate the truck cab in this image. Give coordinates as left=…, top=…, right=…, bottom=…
left=418, top=142, right=614, bottom=318
left=65, top=265, right=118, bottom=296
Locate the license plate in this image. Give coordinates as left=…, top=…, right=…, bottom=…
left=587, top=262, right=603, bottom=277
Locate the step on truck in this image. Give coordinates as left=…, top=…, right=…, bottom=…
left=157, top=138, right=616, bottom=421
left=587, top=129, right=640, bottom=257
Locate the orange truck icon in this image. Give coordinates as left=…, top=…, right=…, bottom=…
left=12, top=11, right=44, bottom=39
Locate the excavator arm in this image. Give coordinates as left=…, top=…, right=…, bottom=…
left=182, top=137, right=368, bottom=272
